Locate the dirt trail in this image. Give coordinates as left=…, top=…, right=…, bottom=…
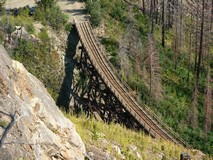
left=5, top=0, right=36, bottom=9
left=5, top=0, right=89, bottom=22
left=58, top=0, right=89, bottom=22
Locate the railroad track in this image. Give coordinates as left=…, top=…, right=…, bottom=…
left=75, top=21, right=189, bottom=147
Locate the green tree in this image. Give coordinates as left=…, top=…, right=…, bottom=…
left=86, top=0, right=101, bottom=27
left=37, top=0, right=56, bottom=10
left=34, top=1, right=68, bottom=30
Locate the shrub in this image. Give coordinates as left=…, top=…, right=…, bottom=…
left=34, top=5, right=68, bottom=30
left=0, top=0, right=5, bottom=10
left=47, top=6, right=68, bottom=30
left=12, top=39, right=63, bottom=101
left=0, top=12, right=35, bottom=35
left=110, top=5, right=126, bottom=22
left=65, top=23, right=73, bottom=32
left=25, top=23, right=35, bottom=34
left=101, top=37, right=120, bottom=67
left=33, top=8, right=46, bottom=23
left=36, top=0, right=56, bottom=10
left=38, top=28, right=49, bottom=43
left=0, top=120, right=7, bottom=128
left=85, top=0, right=101, bottom=27
left=0, top=31, right=4, bottom=43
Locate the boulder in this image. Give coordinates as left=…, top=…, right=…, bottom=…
left=180, top=152, right=191, bottom=160
left=0, top=45, right=86, bottom=159
left=12, top=26, right=31, bottom=40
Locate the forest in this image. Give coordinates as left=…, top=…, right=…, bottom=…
left=0, top=0, right=211, bottom=155
left=83, top=0, right=212, bottom=154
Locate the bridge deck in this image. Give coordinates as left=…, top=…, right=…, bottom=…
left=75, top=21, right=188, bottom=147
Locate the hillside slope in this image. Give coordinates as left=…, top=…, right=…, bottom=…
left=1, top=0, right=212, bottom=157
left=67, top=115, right=208, bottom=160
left=81, top=0, right=212, bottom=154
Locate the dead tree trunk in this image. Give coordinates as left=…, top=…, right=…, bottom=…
left=162, top=0, right=165, bottom=47
left=204, top=0, right=212, bottom=134
left=194, top=0, right=199, bottom=72
left=191, top=0, right=205, bottom=129
left=142, top=0, right=145, bottom=13
left=204, top=67, right=212, bottom=133
left=187, top=14, right=193, bottom=83
left=196, top=0, right=205, bottom=83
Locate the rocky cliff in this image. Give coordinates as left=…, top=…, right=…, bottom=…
left=0, top=45, right=85, bottom=159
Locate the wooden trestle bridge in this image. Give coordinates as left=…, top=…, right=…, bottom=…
left=74, top=21, right=189, bottom=147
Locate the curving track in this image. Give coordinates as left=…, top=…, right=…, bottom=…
left=75, top=21, right=189, bottom=147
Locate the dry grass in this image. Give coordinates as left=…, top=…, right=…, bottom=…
left=64, top=114, right=211, bottom=159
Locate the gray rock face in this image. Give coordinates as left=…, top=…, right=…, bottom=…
left=0, top=45, right=85, bottom=159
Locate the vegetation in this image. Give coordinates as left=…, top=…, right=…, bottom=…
left=0, top=0, right=5, bottom=10
left=65, top=114, right=211, bottom=159
left=0, top=120, right=8, bottom=128
left=0, top=8, right=35, bottom=34
left=0, top=0, right=68, bottom=32
left=0, top=0, right=68, bottom=101
left=0, top=0, right=211, bottom=156
left=83, top=0, right=101, bottom=27
left=12, top=39, right=64, bottom=101
left=34, top=0, right=68, bottom=30
left=36, top=0, right=56, bottom=9
left=83, top=0, right=213, bottom=154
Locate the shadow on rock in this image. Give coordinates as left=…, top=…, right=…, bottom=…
left=56, top=26, right=80, bottom=112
